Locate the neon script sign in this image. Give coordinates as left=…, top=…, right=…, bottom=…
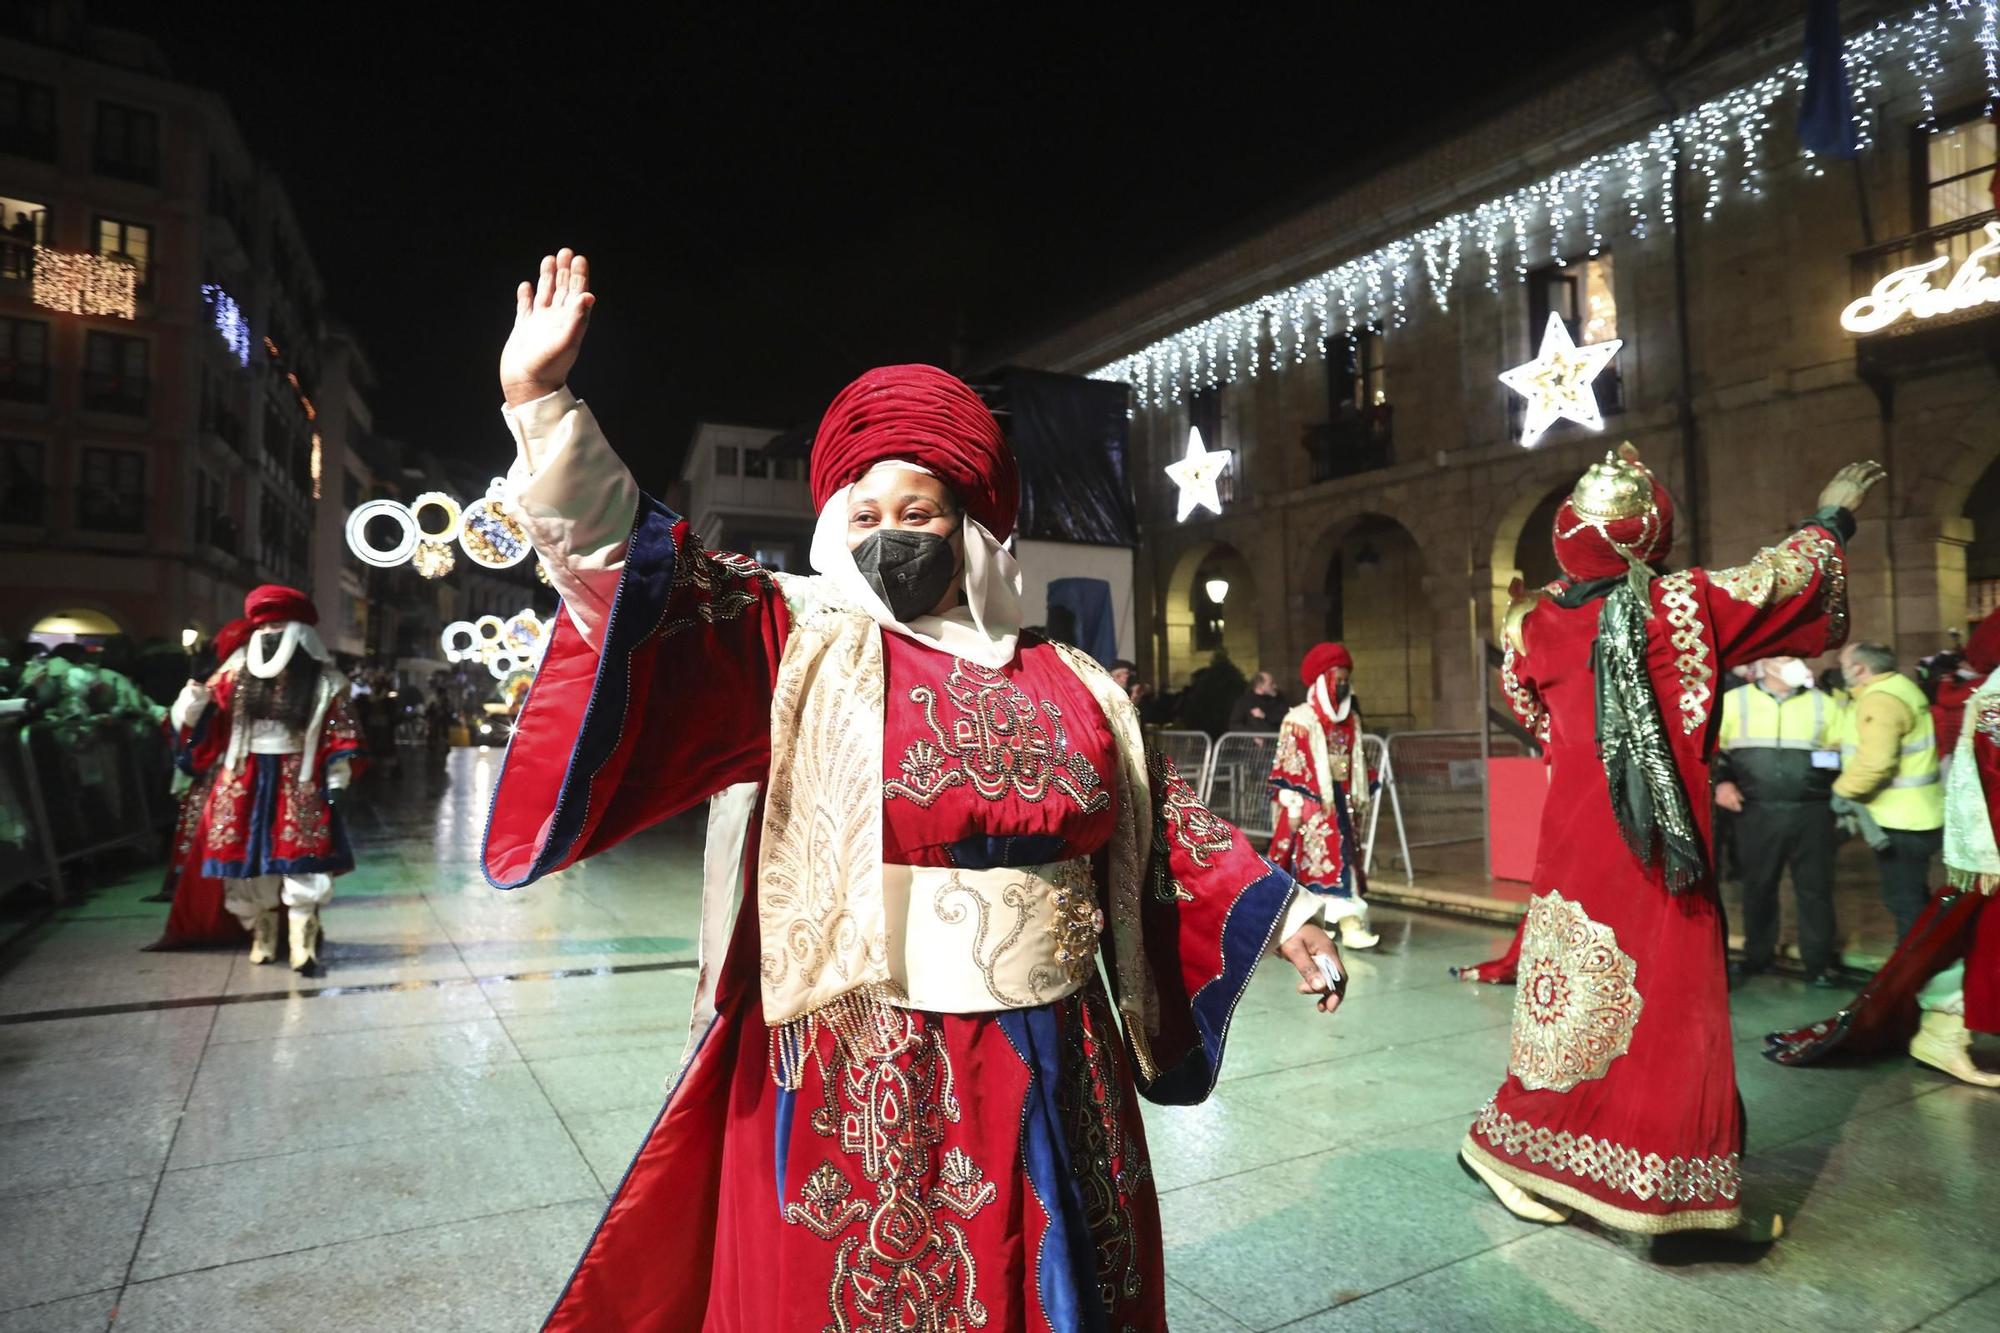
left=1842, top=223, right=2000, bottom=334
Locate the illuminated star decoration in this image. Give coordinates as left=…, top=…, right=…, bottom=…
left=1498, top=312, right=1624, bottom=448
left=1165, top=426, right=1230, bottom=521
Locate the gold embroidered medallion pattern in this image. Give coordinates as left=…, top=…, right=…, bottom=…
left=886, top=660, right=1111, bottom=815
left=1509, top=890, right=1643, bottom=1093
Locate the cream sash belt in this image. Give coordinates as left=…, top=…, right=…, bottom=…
left=885, top=858, right=1103, bottom=1014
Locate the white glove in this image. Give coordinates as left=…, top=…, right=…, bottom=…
left=169, top=680, right=212, bottom=731
left=326, top=757, right=352, bottom=792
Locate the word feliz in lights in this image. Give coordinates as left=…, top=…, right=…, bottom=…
left=1088, top=0, right=2000, bottom=411
left=1840, top=223, right=2000, bottom=334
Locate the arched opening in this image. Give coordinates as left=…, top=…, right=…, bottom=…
left=1320, top=514, right=1432, bottom=732
left=1514, top=486, right=1568, bottom=593
left=1162, top=541, right=1258, bottom=691
left=27, top=607, right=123, bottom=648
left=1961, top=454, right=2000, bottom=632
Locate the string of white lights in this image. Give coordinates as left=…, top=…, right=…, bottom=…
left=1092, top=1, right=1999, bottom=410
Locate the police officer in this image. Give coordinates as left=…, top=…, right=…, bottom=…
left=1832, top=641, right=1944, bottom=940
left=1714, top=657, right=1842, bottom=986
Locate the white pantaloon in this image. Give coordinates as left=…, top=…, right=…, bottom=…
left=224, top=873, right=334, bottom=927
left=1920, top=960, right=1967, bottom=1015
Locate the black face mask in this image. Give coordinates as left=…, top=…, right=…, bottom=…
left=1334, top=681, right=1351, bottom=704
left=853, top=527, right=959, bottom=622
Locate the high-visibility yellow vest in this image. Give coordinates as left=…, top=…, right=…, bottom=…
left=1718, top=684, right=1833, bottom=752
left=1830, top=671, right=1943, bottom=831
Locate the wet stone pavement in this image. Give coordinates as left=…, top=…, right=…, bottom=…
left=1, top=748, right=1997, bottom=1331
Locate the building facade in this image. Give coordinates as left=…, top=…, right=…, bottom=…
left=1009, top=1, right=2000, bottom=734
left=680, top=420, right=814, bottom=574
left=0, top=6, right=368, bottom=649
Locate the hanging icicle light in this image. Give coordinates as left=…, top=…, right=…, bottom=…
left=1091, top=1, right=1997, bottom=410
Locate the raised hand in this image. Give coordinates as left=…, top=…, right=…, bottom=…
left=1817, top=460, right=1887, bottom=515
left=500, top=249, right=595, bottom=409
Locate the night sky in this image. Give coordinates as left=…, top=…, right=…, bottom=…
left=124, top=3, right=1634, bottom=492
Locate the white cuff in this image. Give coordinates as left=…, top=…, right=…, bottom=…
left=1273, top=887, right=1326, bottom=951
left=170, top=680, right=212, bottom=732
left=498, top=389, right=640, bottom=651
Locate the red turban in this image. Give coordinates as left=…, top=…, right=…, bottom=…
left=808, top=364, right=1019, bottom=540
left=211, top=618, right=252, bottom=664
left=1551, top=463, right=1676, bottom=582
left=1968, top=607, right=2000, bottom=675
left=1301, top=642, right=1353, bottom=686
left=244, top=584, right=318, bottom=628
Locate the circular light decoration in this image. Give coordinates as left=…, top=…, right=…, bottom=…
left=474, top=614, right=507, bottom=645
left=440, top=621, right=479, bottom=662
left=345, top=500, right=418, bottom=568
left=458, top=479, right=531, bottom=569
left=502, top=610, right=546, bottom=658
left=499, top=670, right=535, bottom=708
left=535, top=560, right=551, bottom=586
left=412, top=541, right=456, bottom=579
left=487, top=651, right=523, bottom=681
left=410, top=492, right=463, bottom=545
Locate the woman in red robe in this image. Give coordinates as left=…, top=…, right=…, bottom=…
left=1461, top=443, right=1880, bottom=1236
left=483, top=251, right=1347, bottom=1331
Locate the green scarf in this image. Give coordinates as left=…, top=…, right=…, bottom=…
left=1553, top=574, right=1707, bottom=894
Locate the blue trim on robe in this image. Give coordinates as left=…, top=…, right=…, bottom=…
left=999, top=1006, right=1107, bottom=1333
left=772, top=1084, right=797, bottom=1220
left=202, top=752, right=355, bottom=879
left=946, top=833, right=1068, bottom=870
left=484, top=494, right=681, bottom=890
left=1266, top=775, right=1319, bottom=803
left=1138, top=857, right=1295, bottom=1106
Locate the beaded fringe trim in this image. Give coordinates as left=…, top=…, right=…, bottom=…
left=768, top=982, right=910, bottom=1091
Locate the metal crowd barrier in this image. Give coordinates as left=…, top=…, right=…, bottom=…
left=1, top=715, right=173, bottom=903
left=1383, top=730, right=1528, bottom=860
left=1203, top=730, right=1280, bottom=842
left=1150, top=729, right=1213, bottom=788
left=1194, top=729, right=1414, bottom=884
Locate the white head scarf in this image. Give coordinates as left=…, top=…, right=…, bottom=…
left=1310, top=674, right=1354, bottom=723
left=808, top=460, right=1022, bottom=669
left=1945, top=671, right=2000, bottom=882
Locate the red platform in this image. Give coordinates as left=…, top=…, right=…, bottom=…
left=1487, top=756, right=1549, bottom=884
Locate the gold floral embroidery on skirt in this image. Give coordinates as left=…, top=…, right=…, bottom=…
left=782, top=1012, right=993, bottom=1333
left=1508, top=890, right=1642, bottom=1092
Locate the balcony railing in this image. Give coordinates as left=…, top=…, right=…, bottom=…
left=80, top=371, right=148, bottom=416
left=0, top=363, right=48, bottom=404
left=1303, top=407, right=1394, bottom=484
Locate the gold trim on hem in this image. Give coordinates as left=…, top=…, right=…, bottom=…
left=1459, top=1137, right=1742, bottom=1235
